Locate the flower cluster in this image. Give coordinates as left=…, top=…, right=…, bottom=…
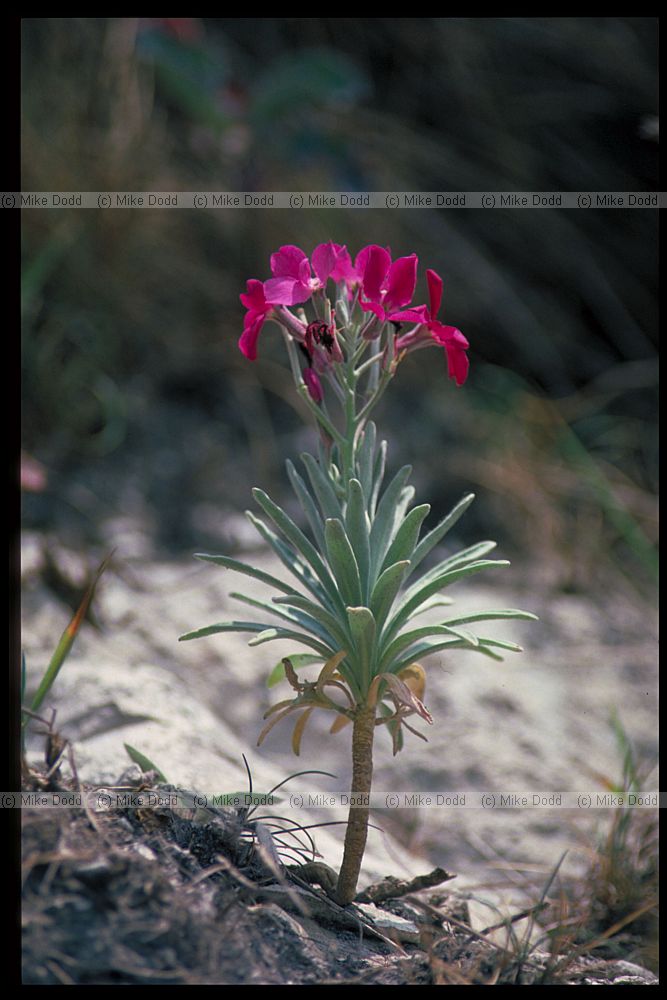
left=239, top=242, right=469, bottom=397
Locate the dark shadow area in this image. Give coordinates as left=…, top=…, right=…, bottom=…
left=21, top=18, right=657, bottom=589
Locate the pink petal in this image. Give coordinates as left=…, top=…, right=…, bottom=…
left=426, top=269, right=443, bottom=319
left=263, top=276, right=311, bottom=306
left=429, top=322, right=469, bottom=350
left=240, top=278, right=268, bottom=312
left=388, top=305, right=430, bottom=324
left=311, top=242, right=339, bottom=284
left=383, top=254, right=418, bottom=311
left=329, top=245, right=356, bottom=283
left=359, top=245, right=391, bottom=303
left=238, top=311, right=265, bottom=361
left=358, top=296, right=386, bottom=321
left=443, top=339, right=469, bottom=386
left=270, top=245, right=308, bottom=279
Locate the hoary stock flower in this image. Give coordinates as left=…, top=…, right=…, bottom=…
left=184, top=242, right=535, bottom=905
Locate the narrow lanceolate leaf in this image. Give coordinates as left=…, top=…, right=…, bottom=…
left=477, top=637, right=524, bottom=653
left=379, top=625, right=479, bottom=673
left=346, top=606, right=376, bottom=688
left=389, top=637, right=506, bottom=676
left=316, top=649, right=349, bottom=692
left=369, top=560, right=410, bottom=630
left=324, top=518, right=363, bottom=606
left=179, top=620, right=280, bottom=642
left=413, top=541, right=498, bottom=590
left=408, top=493, right=476, bottom=578
left=252, top=488, right=341, bottom=606
left=344, top=479, right=371, bottom=600
left=258, top=704, right=303, bottom=746
left=384, top=560, right=511, bottom=640
left=301, top=451, right=343, bottom=521
left=357, top=421, right=376, bottom=506
left=247, top=627, right=333, bottom=657
left=403, top=595, right=454, bottom=618
left=442, top=609, right=539, bottom=627
left=179, top=620, right=332, bottom=658
left=229, top=592, right=336, bottom=647
left=370, top=438, right=388, bottom=517
left=246, top=512, right=333, bottom=608
left=272, top=594, right=351, bottom=649
left=369, top=464, right=412, bottom=579
left=380, top=503, right=431, bottom=576
left=286, top=459, right=326, bottom=552
left=194, top=553, right=300, bottom=597
left=291, top=708, right=315, bottom=756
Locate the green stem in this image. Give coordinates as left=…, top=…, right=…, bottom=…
left=335, top=701, right=376, bottom=905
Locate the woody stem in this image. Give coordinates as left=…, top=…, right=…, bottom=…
left=335, top=701, right=376, bottom=905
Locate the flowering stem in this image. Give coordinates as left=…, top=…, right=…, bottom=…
left=335, top=700, right=376, bottom=905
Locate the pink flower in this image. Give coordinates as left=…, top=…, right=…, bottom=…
left=263, top=242, right=355, bottom=307
left=263, top=246, right=315, bottom=306
left=239, top=279, right=275, bottom=360
left=396, top=269, right=469, bottom=386
left=312, top=242, right=356, bottom=286
left=356, top=246, right=419, bottom=322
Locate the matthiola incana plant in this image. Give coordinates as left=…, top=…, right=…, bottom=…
left=180, top=242, right=536, bottom=905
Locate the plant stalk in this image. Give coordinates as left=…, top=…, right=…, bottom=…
left=335, top=701, right=376, bottom=905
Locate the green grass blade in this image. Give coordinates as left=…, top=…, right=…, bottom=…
left=124, top=743, right=168, bottom=783
left=29, top=553, right=111, bottom=717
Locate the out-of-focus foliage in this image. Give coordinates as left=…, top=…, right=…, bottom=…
left=21, top=18, right=657, bottom=593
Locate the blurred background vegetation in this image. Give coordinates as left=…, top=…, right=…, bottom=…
left=21, top=17, right=658, bottom=596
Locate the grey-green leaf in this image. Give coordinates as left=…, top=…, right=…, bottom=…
left=381, top=503, right=431, bottom=575
left=324, top=518, right=363, bottom=606
left=369, top=560, right=410, bottom=630
left=252, top=487, right=341, bottom=606
left=408, top=493, right=476, bottom=577
left=194, top=553, right=300, bottom=596
left=385, top=559, right=511, bottom=640
left=346, top=606, right=376, bottom=687
left=286, top=458, right=326, bottom=552
left=345, top=479, right=371, bottom=600
left=301, top=452, right=343, bottom=520
left=272, top=594, right=351, bottom=649
left=369, top=464, right=412, bottom=580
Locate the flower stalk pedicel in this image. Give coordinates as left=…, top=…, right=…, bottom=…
left=180, top=242, right=536, bottom=905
